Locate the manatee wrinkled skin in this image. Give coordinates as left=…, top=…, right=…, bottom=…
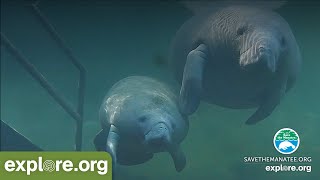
left=94, top=76, right=189, bottom=173
left=170, top=4, right=302, bottom=124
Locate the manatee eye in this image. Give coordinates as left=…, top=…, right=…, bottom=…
left=237, top=26, right=247, bottom=36
left=138, top=116, right=147, bottom=123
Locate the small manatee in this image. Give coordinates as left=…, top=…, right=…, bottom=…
left=94, top=76, right=189, bottom=175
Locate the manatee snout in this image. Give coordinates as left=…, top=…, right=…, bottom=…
left=257, top=46, right=277, bottom=73
left=240, top=28, right=284, bottom=74
left=240, top=40, right=279, bottom=73
left=145, top=122, right=172, bottom=150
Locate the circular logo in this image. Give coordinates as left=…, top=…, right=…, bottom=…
left=43, top=160, right=56, bottom=172
left=273, top=128, right=300, bottom=155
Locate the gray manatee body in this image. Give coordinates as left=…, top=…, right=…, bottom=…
left=94, top=76, right=189, bottom=172
left=170, top=3, right=302, bottom=124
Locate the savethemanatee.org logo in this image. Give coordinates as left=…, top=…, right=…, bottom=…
left=273, top=128, right=300, bottom=155
left=243, top=128, right=311, bottom=173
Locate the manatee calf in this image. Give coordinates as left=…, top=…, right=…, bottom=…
left=170, top=2, right=302, bottom=124
left=94, top=76, right=189, bottom=173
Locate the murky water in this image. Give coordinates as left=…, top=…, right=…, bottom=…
left=1, top=0, right=319, bottom=179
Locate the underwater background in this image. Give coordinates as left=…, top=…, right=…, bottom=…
left=1, top=0, right=319, bottom=179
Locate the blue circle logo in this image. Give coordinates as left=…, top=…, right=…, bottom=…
left=273, top=128, right=300, bottom=155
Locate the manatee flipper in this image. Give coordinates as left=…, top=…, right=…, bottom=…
left=93, top=129, right=109, bottom=151
left=105, top=125, right=120, bottom=179
left=168, top=144, right=186, bottom=172
left=179, top=44, right=208, bottom=115
left=246, top=73, right=288, bottom=125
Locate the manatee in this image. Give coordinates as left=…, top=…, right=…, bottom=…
left=169, top=1, right=302, bottom=124
left=279, top=140, right=296, bottom=150
left=94, top=76, right=189, bottom=174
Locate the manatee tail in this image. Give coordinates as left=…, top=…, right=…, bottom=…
left=180, top=0, right=287, bottom=15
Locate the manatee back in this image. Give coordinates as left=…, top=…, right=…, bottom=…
left=99, top=76, right=179, bottom=129
left=108, top=76, right=178, bottom=100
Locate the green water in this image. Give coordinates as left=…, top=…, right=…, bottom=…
left=1, top=0, right=319, bottom=179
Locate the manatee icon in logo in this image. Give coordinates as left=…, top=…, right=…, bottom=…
left=273, top=128, right=300, bottom=155
left=279, top=140, right=296, bottom=150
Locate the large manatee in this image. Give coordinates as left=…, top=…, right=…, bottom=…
left=169, top=1, right=302, bottom=124
left=94, top=76, right=189, bottom=174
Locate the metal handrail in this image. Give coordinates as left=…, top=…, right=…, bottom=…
left=1, top=2, right=86, bottom=151
left=30, top=2, right=86, bottom=151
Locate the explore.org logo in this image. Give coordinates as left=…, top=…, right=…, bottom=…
left=0, top=152, right=112, bottom=180
left=273, top=128, right=300, bottom=155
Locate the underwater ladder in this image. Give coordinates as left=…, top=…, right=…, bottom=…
left=0, top=1, right=87, bottom=151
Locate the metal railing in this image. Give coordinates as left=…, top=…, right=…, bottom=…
left=0, top=2, right=86, bottom=151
